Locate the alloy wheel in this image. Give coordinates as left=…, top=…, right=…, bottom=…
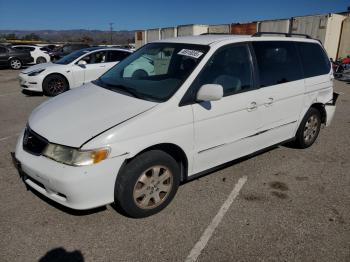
left=133, top=165, right=173, bottom=209
left=303, top=114, right=319, bottom=143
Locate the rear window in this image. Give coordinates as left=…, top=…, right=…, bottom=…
left=252, top=41, right=303, bottom=87
left=297, top=42, right=331, bottom=78
left=107, top=50, right=130, bottom=62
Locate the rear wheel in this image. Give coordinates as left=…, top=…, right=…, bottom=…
left=43, top=74, right=69, bottom=96
left=9, top=58, right=22, bottom=69
left=114, top=150, right=180, bottom=218
left=36, top=57, right=47, bottom=64
left=294, top=108, right=321, bottom=148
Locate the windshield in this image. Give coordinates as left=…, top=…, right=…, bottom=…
left=95, top=43, right=209, bottom=102
left=54, top=49, right=90, bottom=65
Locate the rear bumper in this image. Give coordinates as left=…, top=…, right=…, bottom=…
left=13, top=131, right=126, bottom=210
left=325, top=92, right=340, bottom=127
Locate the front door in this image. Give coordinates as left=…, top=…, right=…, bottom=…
left=72, top=50, right=109, bottom=87
left=191, top=44, right=262, bottom=174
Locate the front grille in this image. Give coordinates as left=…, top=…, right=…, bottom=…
left=23, top=127, right=48, bottom=155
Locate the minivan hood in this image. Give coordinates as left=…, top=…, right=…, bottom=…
left=21, top=62, right=61, bottom=74
left=28, top=82, right=157, bottom=147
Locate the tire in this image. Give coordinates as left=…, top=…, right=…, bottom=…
left=114, top=150, right=180, bottom=218
left=42, top=74, right=69, bottom=96
left=9, top=58, right=22, bottom=69
left=36, top=57, right=47, bottom=64
left=293, top=107, right=321, bottom=149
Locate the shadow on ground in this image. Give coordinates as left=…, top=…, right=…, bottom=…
left=39, top=247, right=84, bottom=262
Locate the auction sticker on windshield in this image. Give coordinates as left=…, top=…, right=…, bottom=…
left=178, top=49, right=203, bottom=59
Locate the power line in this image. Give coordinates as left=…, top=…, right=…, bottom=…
left=109, top=22, right=114, bottom=44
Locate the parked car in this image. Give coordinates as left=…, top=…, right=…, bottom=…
left=19, top=47, right=132, bottom=96
left=0, top=45, right=33, bottom=69
left=13, top=34, right=338, bottom=218
left=12, top=45, right=51, bottom=64
left=49, top=43, right=90, bottom=61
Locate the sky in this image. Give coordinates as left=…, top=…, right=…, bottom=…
left=0, top=0, right=349, bottom=31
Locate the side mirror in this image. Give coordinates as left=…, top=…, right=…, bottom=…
left=196, top=84, right=223, bottom=102
left=77, top=60, right=87, bottom=67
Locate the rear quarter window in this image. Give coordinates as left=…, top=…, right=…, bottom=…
left=252, top=41, right=303, bottom=87
left=297, top=42, right=331, bottom=78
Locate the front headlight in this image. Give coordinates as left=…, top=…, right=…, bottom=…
left=28, top=68, right=45, bottom=76
left=42, top=144, right=110, bottom=166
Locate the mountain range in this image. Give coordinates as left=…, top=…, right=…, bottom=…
left=0, top=29, right=135, bottom=44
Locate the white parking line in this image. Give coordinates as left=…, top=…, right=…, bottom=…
left=185, top=176, right=248, bottom=262
left=0, top=133, right=20, bottom=142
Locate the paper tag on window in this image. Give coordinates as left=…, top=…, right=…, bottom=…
left=178, top=49, right=203, bottom=59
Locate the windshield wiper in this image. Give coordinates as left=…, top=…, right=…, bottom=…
left=102, top=82, right=141, bottom=99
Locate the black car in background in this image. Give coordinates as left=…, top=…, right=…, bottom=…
left=0, top=45, right=33, bottom=69
left=49, top=43, right=90, bottom=61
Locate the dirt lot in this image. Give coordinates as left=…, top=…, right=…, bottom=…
left=0, top=69, right=349, bottom=262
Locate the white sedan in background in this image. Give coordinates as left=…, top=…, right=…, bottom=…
left=12, top=45, right=51, bottom=64
left=19, top=47, right=132, bottom=96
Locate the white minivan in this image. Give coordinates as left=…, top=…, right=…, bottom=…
left=13, top=34, right=338, bottom=217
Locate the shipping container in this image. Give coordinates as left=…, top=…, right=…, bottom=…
left=135, top=30, right=147, bottom=49
left=146, top=28, right=161, bottom=43
left=231, top=22, right=257, bottom=35
left=338, top=17, right=350, bottom=58
left=208, top=24, right=231, bottom=34
left=161, top=27, right=177, bottom=39
left=291, top=14, right=345, bottom=59
left=177, top=24, right=208, bottom=37
left=258, top=19, right=291, bottom=33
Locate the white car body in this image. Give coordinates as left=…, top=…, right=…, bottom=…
left=14, top=35, right=337, bottom=210
left=18, top=48, right=133, bottom=93
left=12, top=45, right=51, bottom=64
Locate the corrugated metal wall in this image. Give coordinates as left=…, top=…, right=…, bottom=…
left=161, top=27, right=177, bottom=39
left=231, top=22, right=257, bottom=35
left=146, top=28, right=161, bottom=43
left=208, top=24, right=231, bottom=34
left=338, top=17, right=350, bottom=58
left=177, top=24, right=208, bottom=36
left=291, top=15, right=328, bottom=43
left=258, top=19, right=291, bottom=33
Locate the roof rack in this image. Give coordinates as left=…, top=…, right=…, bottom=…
left=252, top=32, right=312, bottom=39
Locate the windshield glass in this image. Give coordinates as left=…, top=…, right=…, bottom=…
left=54, top=49, right=90, bottom=65
left=95, top=43, right=209, bottom=102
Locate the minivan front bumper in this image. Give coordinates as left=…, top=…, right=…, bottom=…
left=13, top=130, right=126, bottom=210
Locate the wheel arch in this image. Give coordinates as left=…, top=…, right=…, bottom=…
left=43, top=73, right=70, bottom=90
left=124, top=143, right=189, bottom=182
left=310, top=103, right=326, bottom=124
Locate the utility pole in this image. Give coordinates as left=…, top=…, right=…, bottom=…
left=109, top=22, right=114, bottom=45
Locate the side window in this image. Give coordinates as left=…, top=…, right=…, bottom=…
left=297, top=42, right=331, bottom=78
left=252, top=41, right=303, bottom=87
left=193, top=44, right=254, bottom=97
left=0, top=47, right=7, bottom=53
left=107, top=51, right=130, bottom=62
left=81, top=51, right=107, bottom=64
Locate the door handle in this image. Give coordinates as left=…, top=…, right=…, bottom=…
left=247, top=102, right=257, bottom=111
left=264, top=97, right=274, bottom=106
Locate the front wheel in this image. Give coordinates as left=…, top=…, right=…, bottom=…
left=294, top=108, right=321, bottom=148
left=114, top=150, right=180, bottom=218
left=9, top=58, right=22, bottom=69
left=42, top=74, right=68, bottom=96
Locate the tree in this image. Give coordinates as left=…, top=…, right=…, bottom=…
left=22, top=33, right=41, bottom=41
